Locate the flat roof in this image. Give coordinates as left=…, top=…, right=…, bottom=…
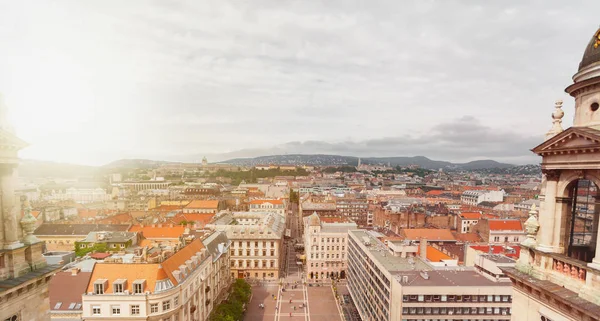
left=398, top=270, right=509, bottom=287
left=349, top=230, right=431, bottom=273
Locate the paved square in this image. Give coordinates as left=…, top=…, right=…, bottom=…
left=245, top=285, right=279, bottom=321
left=307, top=286, right=342, bottom=321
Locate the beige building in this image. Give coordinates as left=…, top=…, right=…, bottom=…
left=82, top=238, right=220, bottom=321
left=504, top=27, right=600, bottom=321
left=303, top=212, right=356, bottom=280
left=183, top=200, right=220, bottom=214
left=347, top=230, right=513, bottom=321
left=0, top=95, right=58, bottom=321
left=248, top=199, right=286, bottom=216
left=207, top=211, right=285, bottom=280
left=34, top=224, right=131, bottom=252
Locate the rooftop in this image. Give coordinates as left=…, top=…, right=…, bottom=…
left=349, top=230, right=431, bottom=273
left=185, top=199, right=219, bottom=209
left=398, top=270, right=509, bottom=287
left=34, top=224, right=131, bottom=236
left=128, top=224, right=186, bottom=239
left=49, top=270, right=92, bottom=311
left=488, top=219, right=524, bottom=231
left=401, top=228, right=456, bottom=242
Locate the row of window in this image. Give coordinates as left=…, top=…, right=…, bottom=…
left=310, top=262, right=345, bottom=268
left=402, top=295, right=511, bottom=303
left=492, top=236, right=520, bottom=242
left=92, top=301, right=182, bottom=317
left=402, top=306, right=511, bottom=316
left=231, top=249, right=276, bottom=256
left=231, top=259, right=276, bottom=268
left=310, top=237, right=347, bottom=243
left=310, top=253, right=345, bottom=259
left=233, top=241, right=275, bottom=248
left=311, top=245, right=346, bottom=251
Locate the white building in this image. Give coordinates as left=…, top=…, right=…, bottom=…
left=82, top=238, right=220, bottom=321
left=48, top=188, right=112, bottom=204
left=248, top=199, right=286, bottom=216
left=303, top=212, right=357, bottom=280
left=461, top=190, right=505, bottom=206
left=207, top=211, right=285, bottom=280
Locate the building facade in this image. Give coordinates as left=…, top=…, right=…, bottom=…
left=303, top=212, right=357, bottom=280
left=504, top=27, right=600, bottom=321
left=207, top=211, right=285, bottom=280
left=347, top=230, right=513, bottom=321
left=81, top=239, right=216, bottom=321
left=248, top=199, right=286, bottom=216
left=461, top=190, right=505, bottom=206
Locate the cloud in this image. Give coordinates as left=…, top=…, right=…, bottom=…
left=0, top=1, right=596, bottom=165
left=186, top=116, right=541, bottom=165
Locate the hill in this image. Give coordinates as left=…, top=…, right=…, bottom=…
left=220, top=154, right=516, bottom=170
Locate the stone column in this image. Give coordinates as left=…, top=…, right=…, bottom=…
left=537, top=170, right=560, bottom=253
left=1, top=164, right=23, bottom=249
left=588, top=226, right=600, bottom=270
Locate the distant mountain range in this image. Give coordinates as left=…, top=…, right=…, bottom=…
left=17, top=154, right=537, bottom=179
left=219, top=154, right=516, bottom=170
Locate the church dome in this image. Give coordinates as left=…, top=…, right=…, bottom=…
left=578, top=27, right=600, bottom=71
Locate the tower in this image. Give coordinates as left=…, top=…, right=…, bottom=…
left=504, top=27, right=600, bottom=321
left=0, top=94, right=57, bottom=321
left=202, top=156, right=208, bottom=166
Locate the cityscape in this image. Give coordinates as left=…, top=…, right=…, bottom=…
left=1, top=2, right=600, bottom=321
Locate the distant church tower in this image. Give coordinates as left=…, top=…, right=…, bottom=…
left=357, top=158, right=361, bottom=167
left=505, top=27, right=600, bottom=321
left=202, top=156, right=208, bottom=166
left=0, top=93, right=57, bottom=320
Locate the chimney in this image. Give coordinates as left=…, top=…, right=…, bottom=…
left=169, top=223, right=173, bottom=228
left=71, top=268, right=80, bottom=276
left=420, top=238, right=427, bottom=260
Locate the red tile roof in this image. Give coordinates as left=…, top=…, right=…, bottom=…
left=49, top=270, right=92, bottom=311
left=401, top=229, right=456, bottom=242
left=452, top=232, right=483, bottom=243
left=418, top=245, right=453, bottom=262
left=470, top=245, right=521, bottom=259
left=168, top=213, right=215, bottom=226
left=128, top=225, right=186, bottom=239
left=488, top=219, right=523, bottom=231
left=249, top=199, right=284, bottom=205
left=460, top=212, right=482, bottom=220
left=425, top=190, right=444, bottom=196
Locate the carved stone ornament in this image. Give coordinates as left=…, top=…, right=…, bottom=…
left=20, top=197, right=39, bottom=244
left=521, top=204, right=540, bottom=248
left=542, top=169, right=560, bottom=181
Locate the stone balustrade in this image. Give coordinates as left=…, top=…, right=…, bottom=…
left=551, top=257, right=587, bottom=282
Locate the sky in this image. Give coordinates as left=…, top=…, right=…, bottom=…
left=0, top=1, right=599, bottom=166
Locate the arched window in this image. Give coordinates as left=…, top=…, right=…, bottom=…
left=567, top=179, right=599, bottom=262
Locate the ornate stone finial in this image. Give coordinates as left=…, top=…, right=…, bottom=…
left=20, top=197, right=39, bottom=245
left=521, top=204, right=540, bottom=248
left=545, top=100, right=564, bottom=141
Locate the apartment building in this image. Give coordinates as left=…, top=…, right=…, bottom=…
left=303, top=212, right=357, bottom=280
left=81, top=239, right=216, bottom=321
left=461, top=190, right=505, bottom=206
left=335, top=196, right=369, bottom=227
left=201, top=231, right=232, bottom=304
left=207, top=211, right=285, bottom=280
left=248, top=199, right=286, bottom=216
left=472, top=219, right=525, bottom=244
left=34, top=224, right=131, bottom=252
left=347, top=230, right=513, bottom=321
left=458, top=211, right=482, bottom=233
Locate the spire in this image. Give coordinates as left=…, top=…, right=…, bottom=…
left=545, top=100, right=564, bottom=141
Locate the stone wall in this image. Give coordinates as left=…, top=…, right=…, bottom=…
left=0, top=274, right=52, bottom=321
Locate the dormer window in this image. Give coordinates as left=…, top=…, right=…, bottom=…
left=94, top=279, right=108, bottom=294
left=133, top=280, right=146, bottom=294
left=113, top=279, right=126, bottom=293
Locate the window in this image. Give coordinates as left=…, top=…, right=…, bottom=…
left=131, top=305, right=140, bottom=315
left=150, top=303, right=159, bottom=313
left=494, top=236, right=500, bottom=242
left=504, top=236, right=509, bottom=242
left=162, top=300, right=170, bottom=311
left=174, top=296, right=179, bottom=306
left=92, top=306, right=101, bottom=315
left=93, top=280, right=107, bottom=294
left=113, top=279, right=126, bottom=293
left=133, top=280, right=145, bottom=294
left=111, top=305, right=121, bottom=315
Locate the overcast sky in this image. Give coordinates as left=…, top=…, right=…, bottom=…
left=0, top=1, right=598, bottom=166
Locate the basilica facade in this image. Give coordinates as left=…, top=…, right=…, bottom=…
left=505, top=27, right=600, bottom=321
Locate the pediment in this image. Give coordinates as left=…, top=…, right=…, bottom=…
left=532, top=127, right=600, bottom=156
